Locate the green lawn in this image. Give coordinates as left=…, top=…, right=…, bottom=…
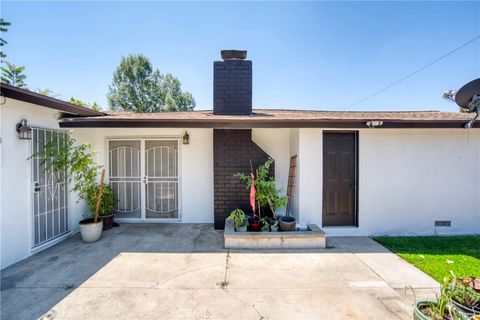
left=374, top=236, right=480, bottom=283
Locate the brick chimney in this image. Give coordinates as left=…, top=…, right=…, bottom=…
left=213, top=50, right=252, bottom=115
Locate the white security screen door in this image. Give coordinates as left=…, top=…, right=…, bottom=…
left=31, top=128, right=69, bottom=247
left=145, top=140, right=178, bottom=219
left=108, top=139, right=179, bottom=221
left=109, top=141, right=142, bottom=218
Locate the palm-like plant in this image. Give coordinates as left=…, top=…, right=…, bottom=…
left=1, top=61, right=27, bottom=88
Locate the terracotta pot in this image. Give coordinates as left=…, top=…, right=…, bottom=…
left=279, top=216, right=296, bottom=231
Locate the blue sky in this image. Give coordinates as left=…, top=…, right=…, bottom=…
left=1, top=1, right=479, bottom=111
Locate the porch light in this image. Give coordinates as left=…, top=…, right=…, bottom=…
left=182, top=131, right=190, bottom=145
left=16, top=119, right=32, bottom=140
left=366, top=120, right=383, bottom=128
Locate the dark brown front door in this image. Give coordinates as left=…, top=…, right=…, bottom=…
left=322, top=132, right=358, bottom=226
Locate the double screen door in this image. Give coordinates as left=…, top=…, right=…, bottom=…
left=108, top=139, right=179, bottom=221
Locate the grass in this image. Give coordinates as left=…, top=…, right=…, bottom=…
left=374, top=236, right=480, bottom=283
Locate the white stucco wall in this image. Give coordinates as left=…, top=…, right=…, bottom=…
left=296, top=128, right=480, bottom=236
left=252, top=128, right=291, bottom=216
left=289, top=128, right=300, bottom=221
left=71, top=127, right=214, bottom=223
left=0, top=98, right=82, bottom=269
left=2, top=97, right=479, bottom=269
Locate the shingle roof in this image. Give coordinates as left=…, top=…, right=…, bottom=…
left=77, top=109, right=472, bottom=121
left=59, top=109, right=478, bottom=128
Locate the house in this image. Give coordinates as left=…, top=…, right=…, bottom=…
left=1, top=50, right=479, bottom=269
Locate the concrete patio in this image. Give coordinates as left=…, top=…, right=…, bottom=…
left=0, top=224, right=439, bottom=320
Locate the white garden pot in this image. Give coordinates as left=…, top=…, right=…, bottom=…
left=79, top=218, right=103, bottom=243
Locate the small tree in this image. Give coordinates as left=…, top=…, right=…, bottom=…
left=35, top=132, right=102, bottom=220
left=235, top=158, right=287, bottom=216
left=1, top=61, right=27, bottom=88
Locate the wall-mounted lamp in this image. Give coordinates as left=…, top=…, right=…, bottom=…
left=366, top=120, right=383, bottom=128
left=182, top=131, right=190, bottom=145
left=16, top=119, right=32, bottom=140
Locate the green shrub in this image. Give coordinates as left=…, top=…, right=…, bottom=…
left=85, top=184, right=115, bottom=217
left=234, top=158, right=287, bottom=215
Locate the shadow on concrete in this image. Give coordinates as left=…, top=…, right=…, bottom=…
left=1, top=224, right=225, bottom=320
left=1, top=223, right=407, bottom=320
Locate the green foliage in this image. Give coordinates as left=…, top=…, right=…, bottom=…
left=424, top=272, right=462, bottom=320
left=69, top=97, right=101, bottom=111
left=450, top=277, right=480, bottom=308
left=374, top=236, right=480, bottom=283
left=85, top=184, right=115, bottom=217
left=36, top=88, right=59, bottom=98
left=0, top=18, right=11, bottom=59
left=227, top=208, right=247, bottom=228
left=234, top=158, right=287, bottom=215
left=260, top=217, right=270, bottom=231
left=33, top=132, right=101, bottom=209
left=1, top=61, right=27, bottom=88
left=107, top=54, right=195, bottom=112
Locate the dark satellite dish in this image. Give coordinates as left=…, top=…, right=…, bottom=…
left=455, top=78, right=480, bottom=112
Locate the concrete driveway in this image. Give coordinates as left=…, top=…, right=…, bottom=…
left=0, top=224, right=438, bottom=320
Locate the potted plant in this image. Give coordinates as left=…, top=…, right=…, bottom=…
left=414, top=273, right=470, bottom=320
left=260, top=217, right=270, bottom=232
left=270, top=220, right=278, bottom=232
left=86, top=184, right=116, bottom=230
left=227, top=209, right=248, bottom=232
left=450, top=276, right=480, bottom=316
left=36, top=132, right=105, bottom=243
left=248, top=216, right=262, bottom=232
left=235, top=158, right=288, bottom=228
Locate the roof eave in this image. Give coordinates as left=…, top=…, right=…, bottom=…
left=1, top=84, right=106, bottom=117
left=58, top=118, right=479, bottom=129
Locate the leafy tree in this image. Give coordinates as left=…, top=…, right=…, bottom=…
left=69, top=97, right=101, bottom=111
left=1, top=61, right=27, bottom=88
left=36, top=88, right=59, bottom=98
left=0, top=18, right=11, bottom=59
left=108, top=54, right=195, bottom=112
left=162, top=74, right=196, bottom=111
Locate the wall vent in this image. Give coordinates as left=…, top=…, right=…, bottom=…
left=434, top=220, right=451, bottom=227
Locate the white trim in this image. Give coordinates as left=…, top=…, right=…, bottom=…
left=30, top=231, right=73, bottom=254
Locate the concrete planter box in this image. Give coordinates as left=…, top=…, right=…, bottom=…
left=224, top=219, right=326, bottom=249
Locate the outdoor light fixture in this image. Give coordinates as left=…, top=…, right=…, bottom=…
left=366, top=120, right=383, bottom=128
left=16, top=119, right=32, bottom=140
left=182, top=131, right=190, bottom=145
